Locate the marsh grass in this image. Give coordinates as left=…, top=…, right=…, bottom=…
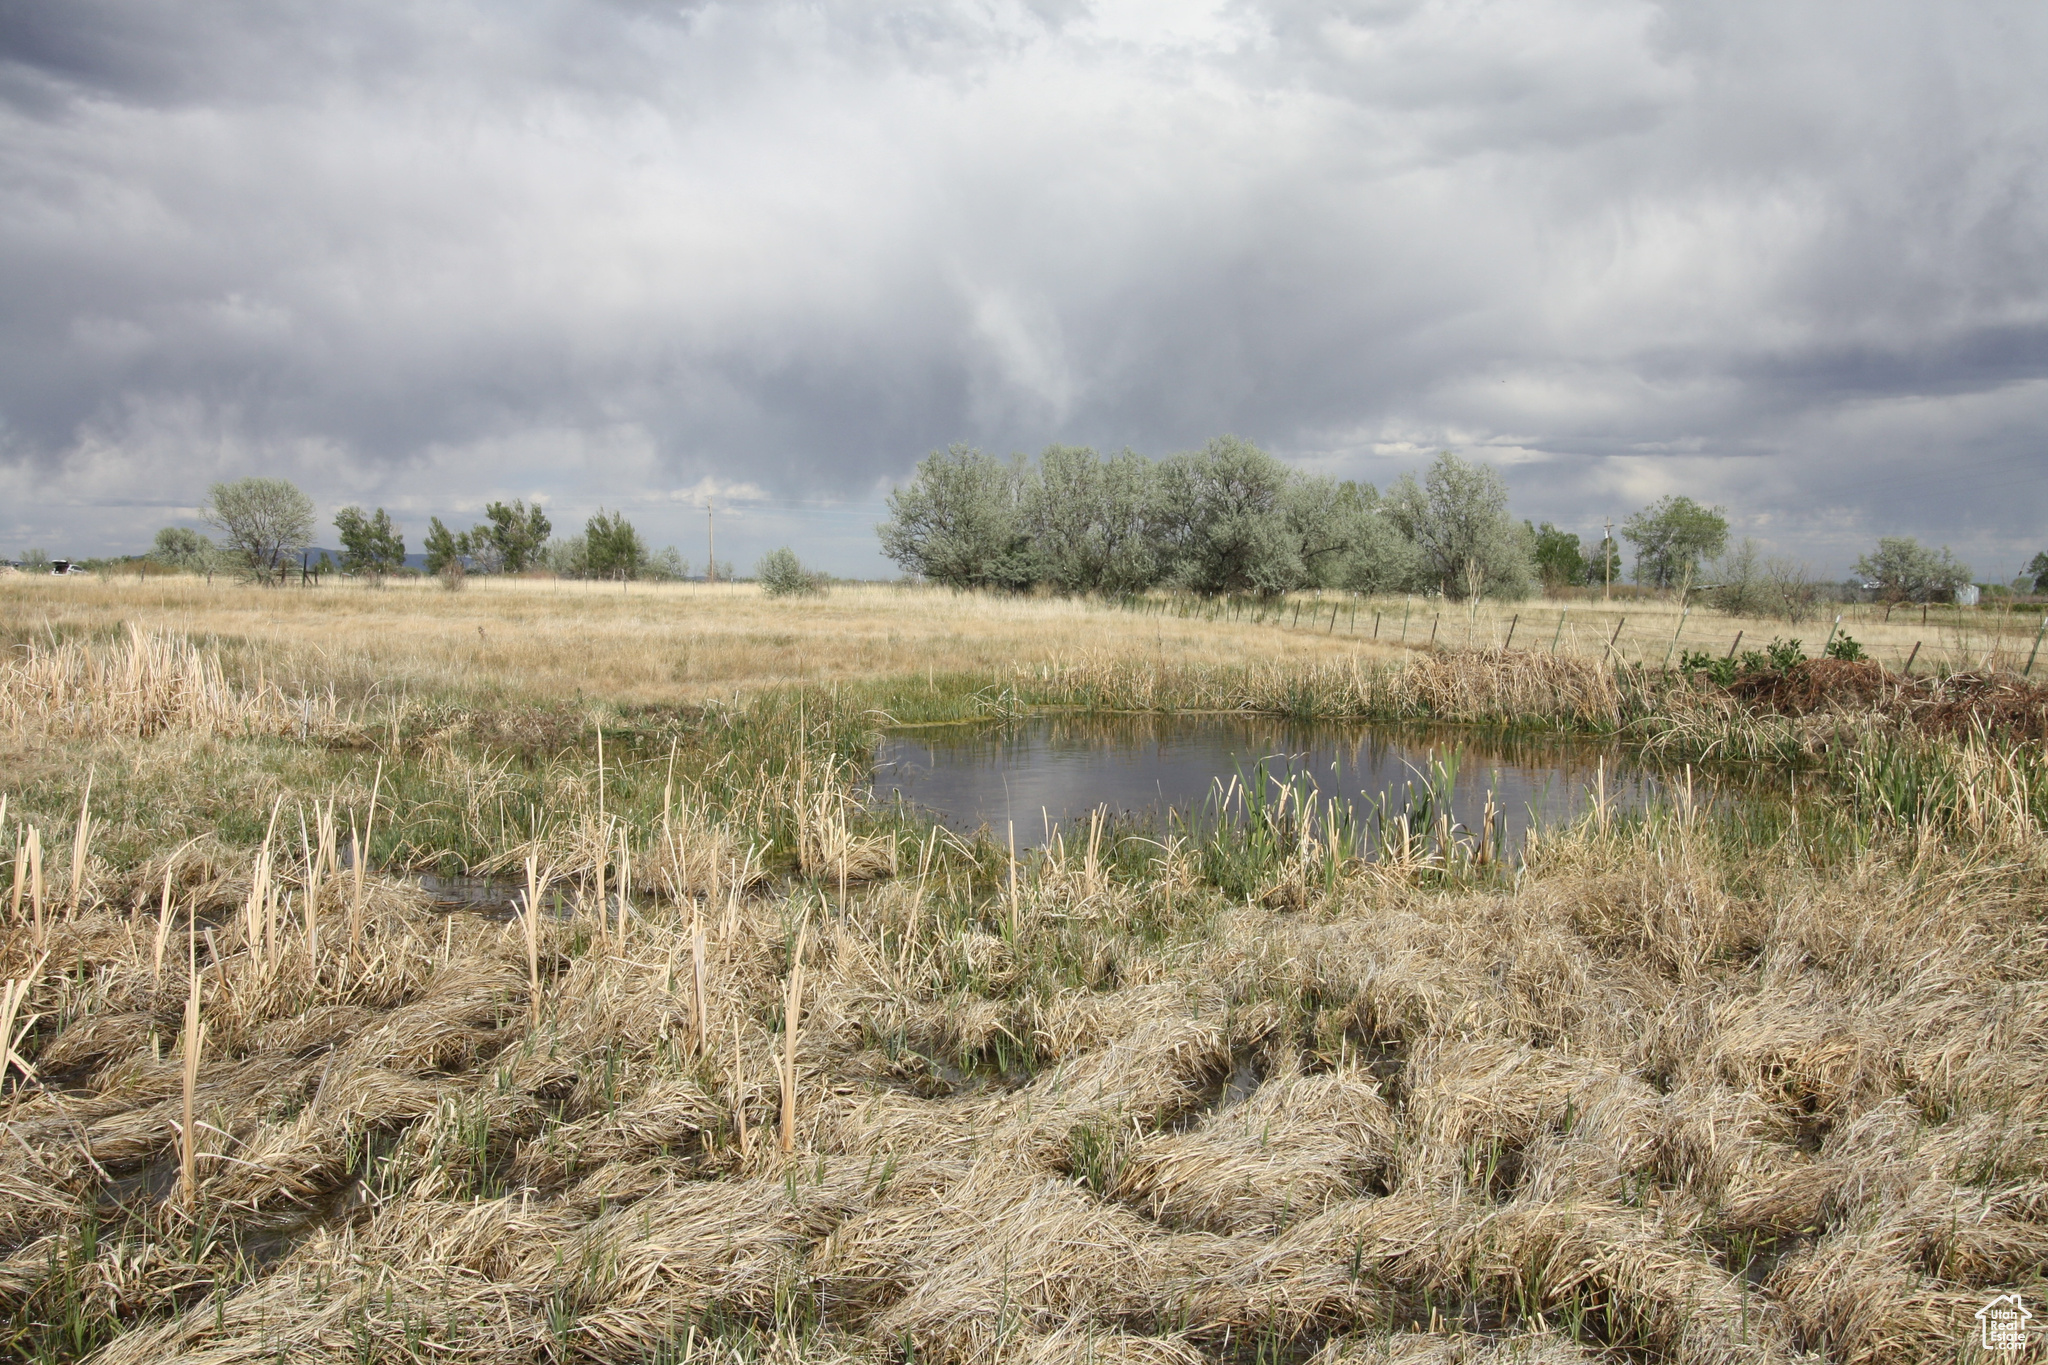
left=0, top=592, right=2045, bottom=1362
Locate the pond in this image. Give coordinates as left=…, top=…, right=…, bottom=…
left=872, top=713, right=1671, bottom=852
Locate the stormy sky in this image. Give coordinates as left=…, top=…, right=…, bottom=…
left=2, top=0, right=2044, bottom=578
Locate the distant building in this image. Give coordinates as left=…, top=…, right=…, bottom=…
left=1956, top=584, right=1981, bottom=607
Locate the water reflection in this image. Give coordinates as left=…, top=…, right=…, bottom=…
left=872, top=714, right=1663, bottom=849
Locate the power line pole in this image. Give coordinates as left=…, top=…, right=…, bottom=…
left=705, top=501, right=715, bottom=583
left=1603, top=517, right=1614, bottom=603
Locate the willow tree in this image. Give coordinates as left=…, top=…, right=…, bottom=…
left=202, top=477, right=314, bottom=581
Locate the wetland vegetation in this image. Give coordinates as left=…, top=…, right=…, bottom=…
left=0, top=575, right=2045, bottom=1363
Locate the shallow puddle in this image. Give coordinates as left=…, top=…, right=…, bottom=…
left=873, top=713, right=1668, bottom=849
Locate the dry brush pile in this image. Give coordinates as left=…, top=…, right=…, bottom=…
left=0, top=629, right=2045, bottom=1363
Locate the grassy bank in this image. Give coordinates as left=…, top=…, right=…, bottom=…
left=1, top=582, right=2046, bottom=1362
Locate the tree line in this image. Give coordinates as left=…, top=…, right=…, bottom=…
left=879, top=439, right=1533, bottom=600
left=877, top=438, right=1714, bottom=601
left=878, top=437, right=2000, bottom=610
left=144, top=478, right=700, bottom=584
left=97, top=462, right=2017, bottom=610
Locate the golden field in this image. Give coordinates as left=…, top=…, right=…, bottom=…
left=3, top=573, right=2040, bottom=707
left=0, top=573, right=2044, bottom=1364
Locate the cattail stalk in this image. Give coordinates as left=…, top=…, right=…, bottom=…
left=521, top=856, right=546, bottom=1019
left=67, top=777, right=93, bottom=918
left=7, top=823, right=24, bottom=925
left=615, top=823, right=631, bottom=948
left=351, top=762, right=384, bottom=955
left=298, top=805, right=320, bottom=971
left=26, top=829, right=44, bottom=948
left=691, top=911, right=709, bottom=1054
left=152, top=848, right=184, bottom=981
left=178, top=923, right=204, bottom=1210
left=731, top=1017, right=750, bottom=1158
left=1007, top=821, right=1020, bottom=940
left=778, top=919, right=810, bottom=1155
left=0, top=955, right=46, bottom=1085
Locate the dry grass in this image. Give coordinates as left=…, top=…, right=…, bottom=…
left=3, top=776, right=2041, bottom=1363
left=7, top=575, right=2041, bottom=712
left=0, top=577, right=1402, bottom=708
left=1, top=584, right=2045, bottom=1363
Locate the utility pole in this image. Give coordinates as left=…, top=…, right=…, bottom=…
left=1603, top=517, right=1614, bottom=602
left=705, top=501, right=715, bottom=584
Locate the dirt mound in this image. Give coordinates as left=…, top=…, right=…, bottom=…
left=1725, top=658, right=1895, bottom=715
left=1914, top=672, right=2048, bottom=743
left=1721, top=659, right=2048, bottom=741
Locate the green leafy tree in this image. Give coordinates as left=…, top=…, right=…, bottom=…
left=2027, top=551, right=2048, bottom=594
left=1530, top=523, right=1586, bottom=590
left=1383, top=452, right=1533, bottom=600
left=477, top=499, right=552, bottom=574
left=1157, top=437, right=1304, bottom=596
left=1621, top=496, right=1728, bottom=590
left=1334, top=492, right=1419, bottom=595
left=879, top=445, right=1034, bottom=590
left=1018, top=446, right=1163, bottom=595
left=758, top=546, right=826, bottom=597
left=544, top=535, right=588, bottom=578
left=646, top=546, right=687, bottom=581
left=422, top=517, right=469, bottom=576
left=150, top=526, right=212, bottom=574
left=1284, top=477, right=1374, bottom=590
left=19, top=548, right=50, bottom=574
left=1854, top=536, right=1972, bottom=614
left=333, top=506, right=407, bottom=581
left=202, top=477, right=315, bottom=580
left=584, top=509, right=647, bottom=582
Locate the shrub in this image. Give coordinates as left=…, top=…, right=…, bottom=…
left=1826, top=632, right=1866, bottom=662
left=150, top=527, right=214, bottom=576
left=757, top=547, right=825, bottom=597
left=1681, top=636, right=1809, bottom=684
left=1678, top=650, right=1738, bottom=686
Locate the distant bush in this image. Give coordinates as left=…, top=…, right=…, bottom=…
left=757, top=547, right=825, bottom=597
left=1855, top=536, right=1971, bottom=614
left=202, top=477, right=314, bottom=582
left=148, top=526, right=221, bottom=579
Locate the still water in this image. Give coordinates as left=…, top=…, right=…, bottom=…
left=871, top=714, right=1666, bottom=850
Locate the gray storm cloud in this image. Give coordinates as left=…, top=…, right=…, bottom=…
left=1, top=0, right=2043, bottom=575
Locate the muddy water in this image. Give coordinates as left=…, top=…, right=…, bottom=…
left=872, top=713, right=1669, bottom=850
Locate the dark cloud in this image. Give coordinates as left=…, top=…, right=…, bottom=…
left=1, top=0, right=2044, bottom=575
